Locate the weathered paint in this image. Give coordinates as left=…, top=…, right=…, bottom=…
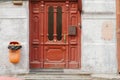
left=29, top=0, right=81, bottom=69
left=101, top=21, right=114, bottom=40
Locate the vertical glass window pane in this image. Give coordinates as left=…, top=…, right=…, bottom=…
left=57, top=6, right=62, bottom=40
left=48, top=6, right=54, bottom=40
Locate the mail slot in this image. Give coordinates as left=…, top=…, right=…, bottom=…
left=68, top=26, right=77, bottom=36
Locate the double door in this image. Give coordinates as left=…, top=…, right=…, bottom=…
left=30, top=1, right=81, bottom=69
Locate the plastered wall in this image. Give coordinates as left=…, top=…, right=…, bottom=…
left=81, top=0, right=117, bottom=73
left=0, top=1, right=29, bottom=74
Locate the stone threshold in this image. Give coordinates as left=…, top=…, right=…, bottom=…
left=17, top=73, right=120, bottom=80
left=1, top=73, right=120, bottom=80
left=30, top=69, right=91, bottom=75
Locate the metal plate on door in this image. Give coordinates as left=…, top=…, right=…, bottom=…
left=68, top=26, right=77, bottom=36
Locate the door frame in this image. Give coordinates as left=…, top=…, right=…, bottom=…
left=29, top=0, right=82, bottom=69
left=116, top=0, right=120, bottom=73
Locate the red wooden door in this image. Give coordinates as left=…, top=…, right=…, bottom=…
left=30, top=0, right=81, bottom=69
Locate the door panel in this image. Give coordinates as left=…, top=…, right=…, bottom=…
left=43, top=3, right=68, bottom=68
left=68, top=3, right=81, bottom=68
left=44, top=46, right=67, bottom=68
left=30, top=1, right=81, bottom=69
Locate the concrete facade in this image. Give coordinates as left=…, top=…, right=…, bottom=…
left=81, top=0, right=117, bottom=73
left=0, top=0, right=117, bottom=74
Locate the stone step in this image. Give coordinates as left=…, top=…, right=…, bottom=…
left=18, top=74, right=92, bottom=80
left=92, top=74, right=120, bottom=80
left=30, top=69, right=63, bottom=72
left=30, top=69, right=91, bottom=75
left=9, top=74, right=120, bottom=80
left=17, top=69, right=92, bottom=80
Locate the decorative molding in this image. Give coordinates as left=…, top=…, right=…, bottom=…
left=65, top=1, right=69, bottom=11
left=30, top=0, right=77, bottom=2
left=30, top=0, right=82, bottom=12
left=40, top=1, right=45, bottom=11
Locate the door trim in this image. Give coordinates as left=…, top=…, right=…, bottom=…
left=116, top=0, right=120, bottom=73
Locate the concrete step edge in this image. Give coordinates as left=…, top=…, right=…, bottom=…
left=29, top=72, right=91, bottom=75
left=25, top=79, right=92, bottom=80
left=18, top=76, right=91, bottom=79
left=91, top=74, right=120, bottom=80
left=21, top=78, right=91, bottom=79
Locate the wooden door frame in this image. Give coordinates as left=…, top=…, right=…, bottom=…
left=29, top=0, right=82, bottom=69
left=116, top=0, right=120, bottom=73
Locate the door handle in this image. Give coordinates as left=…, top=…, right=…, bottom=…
left=63, top=34, right=66, bottom=43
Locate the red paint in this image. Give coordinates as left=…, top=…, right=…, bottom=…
left=116, top=0, right=120, bottom=73
left=30, top=0, right=81, bottom=69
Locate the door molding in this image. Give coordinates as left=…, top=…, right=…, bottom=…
left=30, top=0, right=82, bottom=12
left=116, top=0, right=120, bottom=73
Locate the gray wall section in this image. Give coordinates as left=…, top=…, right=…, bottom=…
left=0, top=0, right=118, bottom=74
left=0, top=1, right=29, bottom=74
left=81, top=0, right=117, bottom=73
